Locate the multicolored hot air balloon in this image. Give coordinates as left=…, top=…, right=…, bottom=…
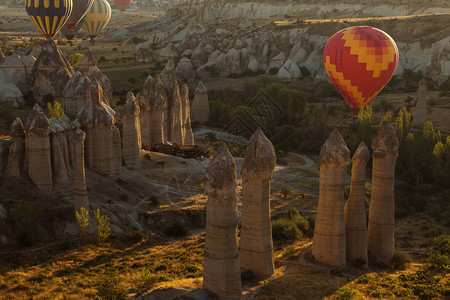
left=66, top=0, right=93, bottom=30
left=113, top=0, right=132, bottom=11
left=83, top=0, right=111, bottom=41
left=25, top=0, right=73, bottom=39
left=60, top=15, right=86, bottom=40
left=323, top=26, right=399, bottom=114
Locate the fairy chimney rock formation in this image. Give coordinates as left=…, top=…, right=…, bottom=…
left=368, top=122, right=399, bottom=266
left=176, top=57, right=196, bottom=81
left=74, top=128, right=89, bottom=213
left=49, top=115, right=70, bottom=182
left=6, top=118, right=25, bottom=177
left=77, top=50, right=113, bottom=103
left=240, top=128, right=277, bottom=276
left=191, top=81, right=210, bottom=124
left=312, top=129, right=350, bottom=268
left=76, top=84, right=122, bottom=176
left=412, top=79, right=428, bottom=128
left=61, top=71, right=91, bottom=119
left=344, top=141, right=370, bottom=267
left=160, top=58, right=177, bottom=90
left=138, top=96, right=152, bottom=149
left=122, top=92, right=142, bottom=169
left=168, top=80, right=184, bottom=144
left=142, top=76, right=169, bottom=145
left=203, top=146, right=242, bottom=299
left=29, top=39, right=74, bottom=100
left=25, top=104, right=52, bottom=192
left=180, top=84, right=195, bottom=145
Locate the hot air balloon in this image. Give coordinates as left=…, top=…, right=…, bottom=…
left=25, top=0, right=73, bottom=39
left=60, top=15, right=86, bottom=40
left=66, top=0, right=93, bottom=30
left=323, top=26, right=399, bottom=114
left=113, top=0, right=132, bottom=12
left=83, top=0, right=111, bottom=41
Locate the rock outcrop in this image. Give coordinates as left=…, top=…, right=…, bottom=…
left=122, top=92, right=142, bottom=169
left=312, top=129, right=350, bottom=267
left=203, top=146, right=242, bottom=299
left=344, top=142, right=370, bottom=267
left=180, top=84, right=195, bottom=145
left=74, top=128, right=89, bottom=213
left=191, top=81, right=210, bottom=124
left=168, top=80, right=184, bottom=144
left=143, top=76, right=169, bottom=146
left=368, top=122, right=399, bottom=266
left=61, top=71, right=91, bottom=119
left=412, top=79, right=428, bottom=128
left=6, top=118, right=25, bottom=177
left=138, top=96, right=152, bottom=149
left=240, top=128, right=276, bottom=276
left=28, top=39, right=74, bottom=100
left=77, top=50, right=113, bottom=103
left=176, top=57, right=196, bottom=81
left=158, top=43, right=179, bottom=61
left=76, top=84, right=122, bottom=176
left=49, top=115, right=71, bottom=182
left=25, top=104, right=52, bottom=192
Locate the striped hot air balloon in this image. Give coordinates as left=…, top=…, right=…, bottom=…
left=66, top=0, right=93, bottom=30
left=25, top=0, right=73, bottom=39
left=83, top=0, right=111, bottom=41
left=113, top=0, right=132, bottom=12
left=323, top=26, right=399, bottom=114
left=60, top=15, right=86, bottom=40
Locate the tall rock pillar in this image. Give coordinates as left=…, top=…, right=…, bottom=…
left=6, top=118, right=25, bottom=177
left=240, top=128, right=276, bottom=276
left=74, top=128, right=89, bottom=213
left=191, top=81, right=210, bottom=124
left=344, top=142, right=370, bottom=267
left=312, top=129, right=350, bottom=267
left=368, top=121, right=399, bottom=266
left=25, top=104, right=52, bottom=192
left=138, top=96, right=152, bottom=149
left=203, top=146, right=242, bottom=299
left=412, top=79, right=427, bottom=128
left=181, top=84, right=195, bottom=145
left=122, top=92, right=142, bottom=169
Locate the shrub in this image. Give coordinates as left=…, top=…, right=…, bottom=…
left=279, top=186, right=291, bottom=198
left=196, top=183, right=204, bottom=193
left=336, top=287, right=357, bottom=300
left=139, top=267, right=159, bottom=288
left=429, top=235, right=449, bottom=270
left=10, top=202, right=41, bottom=247
left=68, top=52, right=83, bottom=68
left=163, top=222, right=187, bottom=238
left=96, top=271, right=127, bottom=300
left=289, top=208, right=312, bottom=237
left=272, top=217, right=301, bottom=242
left=98, top=56, right=106, bottom=63
left=47, top=101, right=65, bottom=119
left=124, top=230, right=145, bottom=245
left=391, top=251, right=412, bottom=269
left=93, top=209, right=111, bottom=243
left=75, top=207, right=89, bottom=241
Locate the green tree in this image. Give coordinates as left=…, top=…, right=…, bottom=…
left=93, top=209, right=111, bottom=243
left=75, top=207, right=89, bottom=246
left=68, top=53, right=83, bottom=68
left=47, top=101, right=65, bottom=119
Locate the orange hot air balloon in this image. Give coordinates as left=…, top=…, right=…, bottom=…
left=113, top=0, right=132, bottom=11
left=323, top=26, right=399, bottom=114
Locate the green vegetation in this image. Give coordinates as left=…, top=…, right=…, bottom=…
left=93, top=209, right=111, bottom=243
left=272, top=208, right=314, bottom=242
left=75, top=207, right=89, bottom=244
left=47, top=101, right=64, bottom=119
left=336, top=287, right=357, bottom=300
left=68, top=53, right=83, bottom=68
left=96, top=271, right=127, bottom=300
left=10, top=202, right=41, bottom=247
left=391, top=251, right=412, bottom=270
left=163, top=222, right=188, bottom=238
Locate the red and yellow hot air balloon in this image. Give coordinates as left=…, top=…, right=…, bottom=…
left=113, top=0, right=132, bottom=11
left=323, top=26, right=399, bottom=114
left=25, top=0, right=73, bottom=39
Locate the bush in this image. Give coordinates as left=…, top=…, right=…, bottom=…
left=336, top=287, right=357, bottom=300
left=124, top=230, right=145, bottom=244
left=47, top=101, right=65, bottom=119
left=10, top=202, right=41, bottom=247
left=163, top=222, right=187, bottom=238
left=96, top=271, right=127, bottom=300
left=93, top=209, right=111, bottom=243
left=429, top=235, right=449, bottom=270
left=272, top=217, right=301, bottom=242
left=75, top=207, right=89, bottom=241
left=68, top=52, right=83, bottom=68
left=391, top=251, right=412, bottom=270
left=139, top=267, right=159, bottom=288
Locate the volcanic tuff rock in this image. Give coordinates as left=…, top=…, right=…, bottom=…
left=175, top=57, right=196, bottom=81
left=312, top=129, right=350, bottom=267
left=49, top=115, right=71, bottom=182
left=77, top=50, right=113, bottom=104
left=368, top=122, right=399, bottom=266
left=158, top=43, right=179, bottom=61
left=6, top=118, right=25, bottom=177
left=0, top=54, right=36, bottom=94
left=168, top=80, right=184, bottom=144
left=203, top=146, right=242, bottom=299
left=411, top=79, right=428, bottom=128
left=61, top=71, right=91, bottom=119
left=74, top=128, right=88, bottom=213
left=138, top=96, right=152, bottom=149
left=122, top=92, right=142, bottom=169
left=143, top=75, right=169, bottom=145
left=191, top=81, right=210, bottom=124
left=240, top=128, right=276, bottom=276
left=25, top=104, right=53, bottom=192
left=160, top=58, right=177, bottom=90
left=28, top=39, right=74, bottom=100
left=344, top=142, right=370, bottom=267
left=180, top=84, right=195, bottom=145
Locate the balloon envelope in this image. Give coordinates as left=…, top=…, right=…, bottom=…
left=25, top=0, right=73, bottom=39
left=66, top=0, right=93, bottom=30
left=60, top=15, right=86, bottom=40
left=83, top=0, right=111, bottom=40
left=113, top=0, right=132, bottom=11
left=323, top=26, right=399, bottom=114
